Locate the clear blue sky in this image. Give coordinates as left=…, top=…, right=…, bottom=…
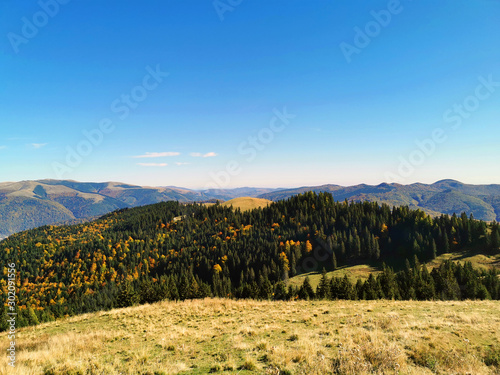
left=1, top=0, right=499, bottom=188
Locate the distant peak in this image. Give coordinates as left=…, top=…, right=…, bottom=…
left=433, top=179, right=463, bottom=185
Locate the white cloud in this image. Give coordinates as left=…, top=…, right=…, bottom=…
left=30, top=143, right=47, bottom=149
left=133, top=152, right=180, bottom=158
left=190, top=152, right=218, bottom=158
left=0, top=146, right=6, bottom=150
left=175, top=162, right=190, bottom=166
left=136, top=163, right=168, bottom=167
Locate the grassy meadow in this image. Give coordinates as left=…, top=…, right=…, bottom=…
left=287, top=251, right=500, bottom=289
left=2, top=298, right=500, bottom=375
left=221, top=197, right=272, bottom=211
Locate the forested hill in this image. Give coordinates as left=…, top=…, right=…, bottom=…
left=0, top=180, right=276, bottom=239
left=258, top=179, right=500, bottom=222
left=1, top=192, right=499, bottom=329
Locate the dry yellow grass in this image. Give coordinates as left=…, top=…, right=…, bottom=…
left=1, top=299, right=499, bottom=374
left=221, top=197, right=272, bottom=211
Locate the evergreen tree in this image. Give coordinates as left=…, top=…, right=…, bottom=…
left=430, top=239, right=437, bottom=259
left=187, top=275, right=200, bottom=299
left=259, top=277, right=273, bottom=300
left=298, top=277, right=315, bottom=300
left=491, top=225, right=500, bottom=253
left=379, top=263, right=398, bottom=300
left=274, top=281, right=288, bottom=300
left=316, top=269, right=330, bottom=300
left=117, top=282, right=138, bottom=308
left=178, top=274, right=190, bottom=300
left=26, top=305, right=39, bottom=326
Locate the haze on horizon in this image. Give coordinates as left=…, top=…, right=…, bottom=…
left=1, top=1, right=499, bottom=189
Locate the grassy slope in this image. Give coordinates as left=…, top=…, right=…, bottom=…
left=287, top=265, right=381, bottom=289
left=221, top=197, right=272, bottom=211
left=426, top=251, right=500, bottom=271
left=4, top=299, right=500, bottom=374
left=287, top=251, right=500, bottom=290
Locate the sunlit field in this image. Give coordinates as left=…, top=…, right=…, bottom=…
left=2, top=298, right=500, bottom=375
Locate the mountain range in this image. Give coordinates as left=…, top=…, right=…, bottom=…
left=259, top=179, right=500, bottom=222
left=1, top=179, right=499, bottom=239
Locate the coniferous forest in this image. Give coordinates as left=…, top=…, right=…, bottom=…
left=1, top=192, right=499, bottom=330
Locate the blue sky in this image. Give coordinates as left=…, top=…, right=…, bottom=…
left=1, top=0, right=499, bottom=188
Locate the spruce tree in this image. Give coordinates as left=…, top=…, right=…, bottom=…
left=316, top=269, right=330, bottom=300
left=117, top=282, right=138, bottom=308
left=430, top=239, right=437, bottom=259
left=491, top=225, right=500, bottom=253
left=298, top=277, right=315, bottom=300
left=274, top=281, right=288, bottom=300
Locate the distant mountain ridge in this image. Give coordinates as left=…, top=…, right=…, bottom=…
left=1, top=179, right=499, bottom=239
left=258, top=179, right=500, bottom=222
left=0, top=180, right=276, bottom=239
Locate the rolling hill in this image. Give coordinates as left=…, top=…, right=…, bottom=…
left=221, top=197, right=272, bottom=211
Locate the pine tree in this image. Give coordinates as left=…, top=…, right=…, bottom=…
left=26, top=305, right=39, bottom=326
left=168, top=275, right=179, bottom=300
left=274, top=281, right=288, bottom=300
left=259, top=276, right=273, bottom=300
left=298, top=277, right=315, bottom=300
left=116, top=282, right=138, bottom=308
left=379, top=263, right=397, bottom=300
left=430, top=239, right=437, bottom=259
left=491, top=225, right=500, bottom=253
left=330, top=277, right=340, bottom=299
left=372, top=237, right=380, bottom=260
left=355, top=279, right=364, bottom=300
left=443, top=232, right=450, bottom=253
left=316, top=268, right=330, bottom=300
left=178, top=274, right=190, bottom=300
left=363, top=274, right=380, bottom=300
left=187, top=275, right=200, bottom=299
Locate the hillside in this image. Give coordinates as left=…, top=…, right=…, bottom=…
left=1, top=192, right=499, bottom=330
left=258, top=180, right=500, bottom=222
left=288, top=251, right=500, bottom=289
left=3, top=298, right=500, bottom=374
left=0, top=180, right=276, bottom=238
left=221, top=197, right=272, bottom=211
